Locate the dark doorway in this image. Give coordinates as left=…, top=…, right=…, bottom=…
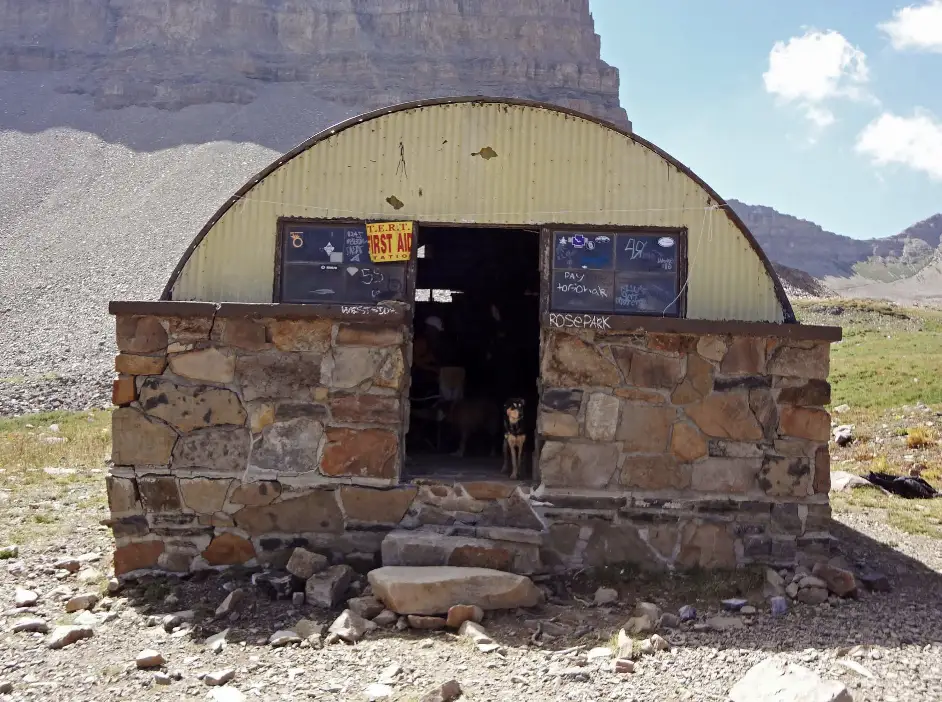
left=405, top=226, right=541, bottom=479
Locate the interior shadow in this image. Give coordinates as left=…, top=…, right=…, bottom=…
left=405, top=226, right=541, bottom=481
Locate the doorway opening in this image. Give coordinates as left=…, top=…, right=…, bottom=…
left=405, top=226, right=541, bottom=480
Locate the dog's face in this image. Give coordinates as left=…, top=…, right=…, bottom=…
left=504, top=398, right=524, bottom=424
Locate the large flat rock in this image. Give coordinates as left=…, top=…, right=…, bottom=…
left=367, top=566, right=543, bottom=616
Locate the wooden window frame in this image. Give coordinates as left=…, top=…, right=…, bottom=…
left=273, top=217, right=419, bottom=308
left=540, top=225, right=689, bottom=320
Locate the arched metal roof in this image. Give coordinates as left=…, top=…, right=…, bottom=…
left=161, top=96, right=794, bottom=323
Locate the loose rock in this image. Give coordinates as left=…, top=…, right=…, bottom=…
left=445, top=604, right=484, bottom=629
left=135, top=649, right=166, bottom=669
left=269, top=630, right=302, bottom=647
left=54, top=558, right=81, bottom=573
left=728, top=657, right=853, bottom=702
left=252, top=572, right=295, bottom=600
left=215, top=589, right=246, bottom=617
left=613, top=659, right=635, bottom=674
left=812, top=562, right=858, bottom=597
left=286, top=547, right=329, bottom=580
left=204, top=669, right=236, bottom=686
left=64, top=592, right=99, bottom=612
left=47, top=625, right=93, bottom=649
left=306, top=565, right=355, bottom=609
left=797, top=587, right=829, bottom=605
left=419, top=680, right=462, bottom=702
left=678, top=605, right=697, bottom=622
left=153, top=672, right=171, bottom=685
left=328, top=609, right=376, bottom=643
left=12, top=617, right=48, bottom=634
left=14, top=588, right=38, bottom=608
left=348, top=596, right=385, bottom=620
left=770, top=597, right=789, bottom=616
left=373, top=609, right=398, bottom=627
left=206, top=629, right=229, bottom=653
left=0, top=546, right=18, bottom=559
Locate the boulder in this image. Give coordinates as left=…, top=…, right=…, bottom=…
left=728, top=657, right=852, bottom=702
left=368, top=566, right=542, bottom=615
left=305, top=565, right=355, bottom=609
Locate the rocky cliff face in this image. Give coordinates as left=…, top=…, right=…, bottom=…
left=0, top=0, right=627, bottom=125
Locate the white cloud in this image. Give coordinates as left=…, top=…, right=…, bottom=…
left=880, top=1, right=942, bottom=53
left=763, top=29, right=871, bottom=128
left=856, top=109, right=942, bottom=180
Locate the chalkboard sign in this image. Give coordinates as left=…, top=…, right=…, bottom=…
left=614, top=273, right=679, bottom=315
left=341, top=265, right=407, bottom=304
left=553, top=232, right=615, bottom=270
left=551, top=270, right=614, bottom=313
left=615, top=233, right=678, bottom=273
left=550, top=228, right=684, bottom=318
left=343, top=228, right=369, bottom=264
left=280, top=223, right=408, bottom=304
left=284, top=225, right=349, bottom=264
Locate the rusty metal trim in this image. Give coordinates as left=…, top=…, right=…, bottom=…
left=541, top=312, right=841, bottom=341
left=159, top=96, right=795, bottom=323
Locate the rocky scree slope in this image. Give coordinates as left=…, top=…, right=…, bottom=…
left=0, top=0, right=626, bottom=415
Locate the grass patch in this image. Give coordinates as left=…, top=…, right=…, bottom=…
left=0, top=409, right=111, bottom=482
left=795, top=299, right=942, bottom=410
left=906, top=427, right=936, bottom=449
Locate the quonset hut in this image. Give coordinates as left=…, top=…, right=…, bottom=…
left=107, top=97, right=841, bottom=577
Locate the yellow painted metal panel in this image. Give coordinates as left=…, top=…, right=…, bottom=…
left=171, top=102, right=783, bottom=322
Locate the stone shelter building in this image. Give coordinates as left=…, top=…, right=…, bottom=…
left=107, top=97, right=841, bottom=577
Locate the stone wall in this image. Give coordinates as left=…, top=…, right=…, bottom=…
left=534, top=329, right=834, bottom=571
left=107, top=308, right=837, bottom=577
left=108, top=312, right=412, bottom=575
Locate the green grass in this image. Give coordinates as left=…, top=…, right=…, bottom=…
left=0, top=409, right=112, bottom=478
left=0, top=409, right=112, bottom=545
left=795, top=299, right=942, bottom=410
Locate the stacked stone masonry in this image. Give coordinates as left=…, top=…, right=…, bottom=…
left=107, top=311, right=835, bottom=577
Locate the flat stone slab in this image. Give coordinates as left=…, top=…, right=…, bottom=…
left=728, top=657, right=853, bottom=702
left=368, top=566, right=543, bottom=616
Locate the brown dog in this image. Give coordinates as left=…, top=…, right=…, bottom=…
left=502, top=398, right=526, bottom=479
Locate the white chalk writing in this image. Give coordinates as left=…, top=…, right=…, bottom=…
left=616, top=284, right=645, bottom=308
left=624, top=238, right=647, bottom=260
left=556, top=283, right=609, bottom=298
left=563, top=271, right=585, bottom=282
left=341, top=305, right=395, bottom=316
left=548, top=313, right=612, bottom=330
left=657, top=256, right=673, bottom=271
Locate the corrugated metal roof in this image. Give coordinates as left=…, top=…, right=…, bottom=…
left=169, top=99, right=787, bottom=323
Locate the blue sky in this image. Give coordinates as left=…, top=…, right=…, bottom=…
left=591, top=0, right=942, bottom=240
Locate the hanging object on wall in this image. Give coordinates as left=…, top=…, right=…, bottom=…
left=367, top=221, right=414, bottom=262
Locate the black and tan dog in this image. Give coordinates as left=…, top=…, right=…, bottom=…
left=502, top=398, right=526, bottom=479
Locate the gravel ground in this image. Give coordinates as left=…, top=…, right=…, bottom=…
left=1, top=472, right=941, bottom=702
left=0, top=72, right=356, bottom=416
